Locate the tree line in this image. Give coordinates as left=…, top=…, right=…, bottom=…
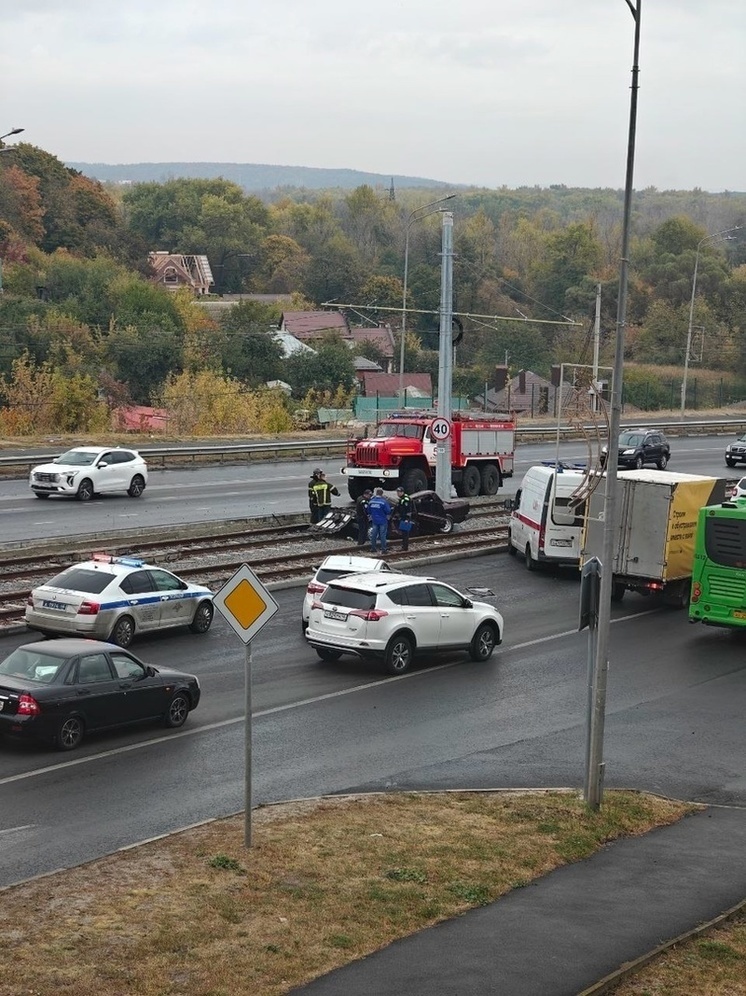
left=0, top=140, right=745, bottom=433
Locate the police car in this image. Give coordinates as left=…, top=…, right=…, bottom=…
left=25, top=555, right=214, bottom=648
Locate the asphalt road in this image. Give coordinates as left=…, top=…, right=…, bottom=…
left=0, top=435, right=737, bottom=544
left=1, top=550, right=744, bottom=889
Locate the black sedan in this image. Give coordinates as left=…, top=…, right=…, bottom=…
left=0, top=639, right=200, bottom=751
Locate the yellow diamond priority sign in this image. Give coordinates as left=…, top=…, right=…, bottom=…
left=213, top=564, right=279, bottom=644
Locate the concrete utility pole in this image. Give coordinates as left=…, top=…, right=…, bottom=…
left=435, top=211, right=454, bottom=501
left=585, top=0, right=641, bottom=812
left=592, top=284, right=602, bottom=413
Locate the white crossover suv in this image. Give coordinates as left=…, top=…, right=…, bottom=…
left=29, top=446, right=148, bottom=501
left=305, top=571, right=503, bottom=675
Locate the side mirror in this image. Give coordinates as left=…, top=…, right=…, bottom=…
left=145, top=665, right=157, bottom=677
left=463, top=598, right=473, bottom=609
left=99, top=461, right=109, bottom=468
left=179, top=581, right=188, bottom=590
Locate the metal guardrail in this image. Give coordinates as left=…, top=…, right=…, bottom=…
left=0, top=419, right=743, bottom=472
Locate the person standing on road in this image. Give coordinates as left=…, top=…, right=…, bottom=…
left=355, top=488, right=373, bottom=546
left=367, top=487, right=392, bottom=554
left=393, top=486, right=413, bottom=551
left=311, top=471, right=340, bottom=521
left=308, top=468, right=322, bottom=523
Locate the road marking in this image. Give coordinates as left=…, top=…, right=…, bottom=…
left=0, top=610, right=657, bottom=788
left=0, top=824, right=36, bottom=836
left=119, top=513, right=139, bottom=518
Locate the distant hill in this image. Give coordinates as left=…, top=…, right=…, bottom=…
left=66, top=161, right=455, bottom=192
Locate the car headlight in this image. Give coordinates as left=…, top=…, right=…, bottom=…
left=726, top=446, right=732, bottom=452
left=65, top=472, right=79, bottom=485
left=622, top=449, right=635, bottom=455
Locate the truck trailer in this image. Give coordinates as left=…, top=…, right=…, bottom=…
left=341, top=410, right=516, bottom=499
left=581, top=469, right=727, bottom=606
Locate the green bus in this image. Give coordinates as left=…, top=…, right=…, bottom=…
left=689, top=496, right=746, bottom=628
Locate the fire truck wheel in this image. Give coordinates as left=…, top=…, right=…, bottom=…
left=480, top=463, right=500, bottom=496
left=402, top=468, right=428, bottom=494
left=347, top=478, right=369, bottom=500
left=460, top=465, right=481, bottom=498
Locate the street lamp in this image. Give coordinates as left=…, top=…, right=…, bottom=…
left=0, top=127, right=24, bottom=142
left=680, top=226, right=741, bottom=417
left=399, top=194, right=456, bottom=399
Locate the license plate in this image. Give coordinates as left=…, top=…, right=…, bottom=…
left=732, top=610, right=746, bottom=620
left=42, top=600, right=68, bottom=611
left=324, top=608, right=348, bottom=621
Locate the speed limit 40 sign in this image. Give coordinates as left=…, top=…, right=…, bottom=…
left=430, top=417, right=452, bottom=441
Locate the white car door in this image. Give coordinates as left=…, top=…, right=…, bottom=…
left=428, top=583, right=475, bottom=647
left=398, top=582, right=442, bottom=648
left=94, top=451, right=124, bottom=493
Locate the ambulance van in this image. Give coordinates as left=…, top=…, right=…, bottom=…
left=508, top=464, right=587, bottom=570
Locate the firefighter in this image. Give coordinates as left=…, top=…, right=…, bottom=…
left=355, top=488, right=373, bottom=546
left=308, top=468, right=322, bottom=523
left=311, top=471, right=340, bottom=521
left=394, top=486, right=414, bottom=551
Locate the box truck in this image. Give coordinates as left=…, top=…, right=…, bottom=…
left=581, top=469, right=727, bottom=606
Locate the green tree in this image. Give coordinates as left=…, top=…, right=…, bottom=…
left=283, top=334, right=355, bottom=396
left=217, top=301, right=284, bottom=385
left=302, top=234, right=364, bottom=304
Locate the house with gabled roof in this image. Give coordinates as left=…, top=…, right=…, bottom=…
left=279, top=311, right=396, bottom=372
left=149, top=252, right=214, bottom=295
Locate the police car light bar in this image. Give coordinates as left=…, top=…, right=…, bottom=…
left=91, top=552, right=144, bottom=567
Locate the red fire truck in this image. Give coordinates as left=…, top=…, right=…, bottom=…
left=341, top=410, right=516, bottom=499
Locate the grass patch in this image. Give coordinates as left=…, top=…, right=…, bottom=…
left=0, top=791, right=698, bottom=996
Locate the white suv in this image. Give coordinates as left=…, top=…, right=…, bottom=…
left=30, top=446, right=148, bottom=501
left=302, top=554, right=391, bottom=632
left=305, top=571, right=504, bottom=675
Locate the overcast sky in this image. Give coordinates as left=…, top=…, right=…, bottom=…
left=1, top=0, right=744, bottom=191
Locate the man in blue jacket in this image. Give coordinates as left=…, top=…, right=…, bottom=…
left=367, top=487, right=392, bottom=554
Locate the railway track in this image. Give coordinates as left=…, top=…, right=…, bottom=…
left=0, top=511, right=511, bottom=631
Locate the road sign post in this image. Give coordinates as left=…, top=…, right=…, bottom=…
left=213, top=564, right=279, bottom=846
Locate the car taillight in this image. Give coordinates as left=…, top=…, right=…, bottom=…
left=307, top=582, right=326, bottom=594
left=350, top=609, right=389, bottom=622
left=691, top=583, right=702, bottom=603
left=78, top=601, right=100, bottom=615
left=18, top=694, right=41, bottom=716
left=311, top=600, right=325, bottom=611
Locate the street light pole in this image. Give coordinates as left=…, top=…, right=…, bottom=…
left=680, top=226, right=741, bottom=418
left=399, top=194, right=456, bottom=400
left=0, top=127, right=24, bottom=142
left=585, top=0, right=641, bottom=811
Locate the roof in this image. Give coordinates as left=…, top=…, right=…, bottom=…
left=354, top=356, right=383, bottom=371
left=280, top=311, right=349, bottom=336
left=360, top=372, right=433, bottom=397
left=326, top=571, right=421, bottom=591
left=347, top=326, right=396, bottom=358
left=317, top=555, right=390, bottom=572
left=18, top=638, right=126, bottom=656
left=273, top=330, right=316, bottom=357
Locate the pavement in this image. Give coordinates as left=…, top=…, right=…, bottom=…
left=292, top=802, right=746, bottom=996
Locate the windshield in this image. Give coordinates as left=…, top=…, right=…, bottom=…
left=56, top=449, right=98, bottom=466
left=376, top=423, right=424, bottom=439
left=0, top=648, right=66, bottom=683
left=618, top=432, right=643, bottom=447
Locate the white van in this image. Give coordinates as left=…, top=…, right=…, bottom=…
left=508, top=464, right=587, bottom=570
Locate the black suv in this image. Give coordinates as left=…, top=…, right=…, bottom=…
left=600, top=429, right=670, bottom=470
left=725, top=435, right=746, bottom=468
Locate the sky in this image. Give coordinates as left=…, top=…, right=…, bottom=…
left=1, top=0, right=744, bottom=191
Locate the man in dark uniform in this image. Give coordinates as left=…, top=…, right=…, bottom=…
left=355, top=488, right=373, bottom=546
left=394, top=486, right=413, bottom=551
left=308, top=468, right=322, bottom=523
left=311, top=471, right=340, bottom=521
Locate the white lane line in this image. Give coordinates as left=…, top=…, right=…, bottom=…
left=0, top=825, right=36, bottom=836
left=32, top=521, right=55, bottom=525
left=119, top=514, right=139, bottom=518
left=0, top=610, right=655, bottom=788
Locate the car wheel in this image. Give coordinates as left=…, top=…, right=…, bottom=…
left=34, top=492, right=50, bottom=499
left=77, top=478, right=95, bottom=502
left=164, top=692, right=190, bottom=728
left=469, top=622, right=498, bottom=661
left=110, top=614, right=135, bottom=648
left=56, top=715, right=84, bottom=751
left=402, top=468, right=429, bottom=494
left=480, top=463, right=500, bottom=496
left=384, top=634, right=414, bottom=675
left=127, top=474, right=146, bottom=498
left=657, top=454, right=668, bottom=470
left=507, top=532, right=517, bottom=556
left=440, top=514, right=454, bottom=534
left=316, top=647, right=342, bottom=662
left=634, top=456, right=644, bottom=470
left=726, top=458, right=736, bottom=468
left=525, top=544, right=536, bottom=572
left=189, top=600, right=213, bottom=634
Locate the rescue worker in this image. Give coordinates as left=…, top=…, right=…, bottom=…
left=308, top=468, right=322, bottom=523
left=393, top=486, right=413, bottom=551
left=311, top=470, right=340, bottom=522
left=367, top=487, right=393, bottom=554
left=355, top=488, right=373, bottom=546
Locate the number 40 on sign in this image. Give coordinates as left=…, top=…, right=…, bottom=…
left=430, top=417, right=451, bottom=441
